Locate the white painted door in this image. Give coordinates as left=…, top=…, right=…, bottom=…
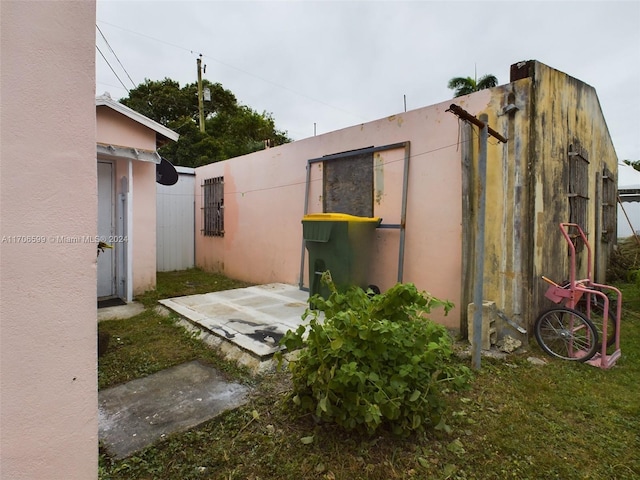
left=97, top=161, right=115, bottom=298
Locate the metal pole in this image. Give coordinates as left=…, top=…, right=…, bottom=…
left=397, top=142, right=410, bottom=283
left=197, top=55, right=205, bottom=133
left=472, top=114, right=489, bottom=370
left=299, top=162, right=312, bottom=290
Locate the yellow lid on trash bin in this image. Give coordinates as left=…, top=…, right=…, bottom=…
left=302, top=213, right=381, bottom=223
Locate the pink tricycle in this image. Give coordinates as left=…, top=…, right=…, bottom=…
left=534, top=223, right=622, bottom=369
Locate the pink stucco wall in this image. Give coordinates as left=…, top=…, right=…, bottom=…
left=0, top=1, right=98, bottom=479
left=195, top=93, right=492, bottom=328
left=96, top=106, right=158, bottom=150
left=97, top=107, right=158, bottom=295
left=132, top=160, right=157, bottom=294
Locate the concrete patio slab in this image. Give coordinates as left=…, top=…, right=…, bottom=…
left=99, top=360, right=251, bottom=459
left=159, top=283, right=311, bottom=373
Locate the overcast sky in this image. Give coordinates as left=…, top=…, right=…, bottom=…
left=96, top=0, right=640, bottom=161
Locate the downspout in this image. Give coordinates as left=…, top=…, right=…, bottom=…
left=126, top=159, right=134, bottom=302
left=508, top=97, right=525, bottom=336
left=118, top=175, right=127, bottom=300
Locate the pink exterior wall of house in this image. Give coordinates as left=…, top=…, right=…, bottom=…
left=0, top=1, right=98, bottom=479
left=132, top=160, right=157, bottom=294
left=96, top=106, right=158, bottom=151
left=195, top=93, right=492, bottom=328
left=97, top=107, right=158, bottom=295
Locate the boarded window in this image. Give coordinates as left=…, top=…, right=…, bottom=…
left=568, top=145, right=589, bottom=251
left=601, top=166, right=616, bottom=243
left=202, top=176, right=224, bottom=236
left=323, top=150, right=373, bottom=216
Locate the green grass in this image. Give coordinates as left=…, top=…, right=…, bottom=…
left=98, top=311, right=254, bottom=390
left=135, top=268, right=253, bottom=309
left=99, top=275, right=640, bottom=480
left=99, top=268, right=253, bottom=390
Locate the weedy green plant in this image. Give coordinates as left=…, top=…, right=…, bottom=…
left=278, top=272, right=472, bottom=436
left=100, top=273, right=640, bottom=479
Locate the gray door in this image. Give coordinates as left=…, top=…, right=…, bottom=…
left=97, top=161, right=115, bottom=298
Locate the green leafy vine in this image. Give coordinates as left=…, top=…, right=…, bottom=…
left=278, top=272, right=472, bottom=436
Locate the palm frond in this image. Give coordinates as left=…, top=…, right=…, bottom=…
left=476, top=74, right=498, bottom=90
left=448, top=73, right=498, bottom=97
left=447, top=76, right=477, bottom=97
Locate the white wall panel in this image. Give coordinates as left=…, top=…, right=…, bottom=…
left=157, top=168, right=195, bottom=271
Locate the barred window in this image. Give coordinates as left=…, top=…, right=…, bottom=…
left=202, top=176, right=224, bottom=236
left=601, top=166, right=616, bottom=243
left=568, top=144, right=589, bottom=251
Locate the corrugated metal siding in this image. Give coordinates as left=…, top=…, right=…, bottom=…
left=157, top=168, right=195, bottom=271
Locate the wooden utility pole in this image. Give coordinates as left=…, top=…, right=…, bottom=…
left=197, top=54, right=205, bottom=133
left=446, top=104, right=507, bottom=370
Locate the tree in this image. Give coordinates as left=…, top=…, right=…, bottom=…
left=120, top=78, right=193, bottom=125
left=120, top=78, right=291, bottom=167
left=447, top=74, right=498, bottom=98
left=623, top=160, right=640, bottom=172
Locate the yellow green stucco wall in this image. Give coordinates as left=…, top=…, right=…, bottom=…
left=528, top=61, right=618, bottom=321
left=463, top=61, right=618, bottom=336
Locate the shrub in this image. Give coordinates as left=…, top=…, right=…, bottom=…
left=279, top=273, right=472, bottom=436
left=608, top=237, right=640, bottom=282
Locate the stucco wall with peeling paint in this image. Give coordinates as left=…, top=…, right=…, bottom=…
left=527, top=61, right=618, bottom=323
left=195, top=60, right=618, bottom=336
left=461, top=61, right=618, bottom=337
left=196, top=93, right=493, bottom=329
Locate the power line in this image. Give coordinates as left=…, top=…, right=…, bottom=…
left=98, top=20, right=193, bottom=54
left=157, top=139, right=469, bottom=199
left=96, top=20, right=367, bottom=122
left=197, top=53, right=366, bottom=122
left=203, top=138, right=473, bottom=198
left=159, top=135, right=477, bottom=200
left=96, top=24, right=136, bottom=88
left=96, top=45, right=129, bottom=94
left=96, top=81, right=128, bottom=94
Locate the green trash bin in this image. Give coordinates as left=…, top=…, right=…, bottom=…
left=302, top=213, right=381, bottom=300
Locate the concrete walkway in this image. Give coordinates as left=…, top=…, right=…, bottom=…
left=99, top=284, right=312, bottom=458
left=160, top=283, right=311, bottom=373
left=98, top=301, right=145, bottom=321
left=99, top=360, right=251, bottom=459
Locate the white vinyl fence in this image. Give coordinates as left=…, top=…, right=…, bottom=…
left=157, top=166, right=195, bottom=271
left=618, top=163, right=640, bottom=238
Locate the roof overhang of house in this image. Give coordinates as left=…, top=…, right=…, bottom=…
left=97, top=143, right=161, bottom=164
left=96, top=93, right=179, bottom=145
left=619, top=189, right=640, bottom=203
